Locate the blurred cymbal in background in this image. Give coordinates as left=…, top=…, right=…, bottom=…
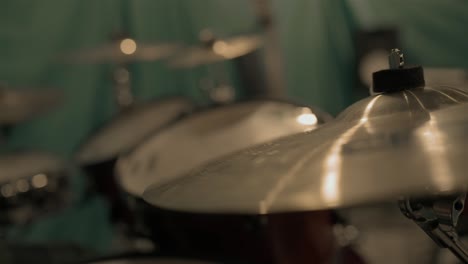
left=59, top=38, right=181, bottom=64
left=0, top=86, right=62, bottom=125
left=168, top=34, right=264, bottom=68
left=116, top=100, right=332, bottom=197
left=75, top=97, right=194, bottom=166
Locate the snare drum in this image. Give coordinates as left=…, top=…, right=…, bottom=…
left=0, top=151, right=69, bottom=225
left=115, top=99, right=332, bottom=262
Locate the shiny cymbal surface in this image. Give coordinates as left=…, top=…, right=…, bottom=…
left=168, top=34, right=263, bottom=68
left=117, top=100, right=331, bottom=197
left=61, top=38, right=180, bottom=64
left=0, top=87, right=62, bottom=124
left=143, top=86, right=468, bottom=214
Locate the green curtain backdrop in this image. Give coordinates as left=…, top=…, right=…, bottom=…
left=0, top=0, right=257, bottom=253
left=348, top=0, right=468, bottom=68
left=275, top=0, right=468, bottom=114
left=0, top=0, right=467, bottom=253
left=274, top=0, right=356, bottom=114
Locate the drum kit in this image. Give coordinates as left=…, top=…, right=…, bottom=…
left=3, top=29, right=468, bottom=264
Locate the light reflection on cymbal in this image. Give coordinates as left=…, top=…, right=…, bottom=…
left=321, top=96, right=382, bottom=206
left=296, top=108, right=318, bottom=126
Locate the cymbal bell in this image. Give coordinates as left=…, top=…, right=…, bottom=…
left=0, top=87, right=62, bottom=124
left=168, top=34, right=263, bottom=68
left=143, top=85, right=468, bottom=214
left=60, top=38, right=180, bottom=64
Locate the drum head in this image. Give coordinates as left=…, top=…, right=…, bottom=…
left=116, top=100, right=331, bottom=196
left=76, top=97, right=194, bottom=165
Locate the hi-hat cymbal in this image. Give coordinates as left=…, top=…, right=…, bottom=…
left=168, top=34, right=263, bottom=68
left=143, top=85, right=468, bottom=214
left=60, top=38, right=180, bottom=64
left=0, top=87, right=62, bottom=124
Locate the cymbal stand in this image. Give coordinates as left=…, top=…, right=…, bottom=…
left=108, top=31, right=135, bottom=109
left=0, top=87, right=11, bottom=142
left=112, top=62, right=134, bottom=109
left=199, top=30, right=236, bottom=105
left=250, top=0, right=286, bottom=98
left=113, top=0, right=134, bottom=110
left=0, top=126, right=11, bottom=144
left=399, top=192, right=468, bottom=263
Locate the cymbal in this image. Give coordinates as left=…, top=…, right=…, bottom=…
left=0, top=151, right=64, bottom=183
left=116, top=100, right=332, bottom=197
left=0, top=151, right=69, bottom=225
left=75, top=97, right=194, bottom=165
left=60, top=38, right=180, bottom=64
left=0, top=87, right=62, bottom=124
left=143, top=85, right=468, bottom=214
left=168, top=34, right=263, bottom=68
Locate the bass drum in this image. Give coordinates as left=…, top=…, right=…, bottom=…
left=115, top=99, right=333, bottom=262
left=75, top=97, right=194, bottom=222
left=0, top=151, right=69, bottom=225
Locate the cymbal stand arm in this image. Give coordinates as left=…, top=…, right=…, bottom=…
left=399, top=192, right=468, bottom=263
left=250, top=0, right=286, bottom=98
